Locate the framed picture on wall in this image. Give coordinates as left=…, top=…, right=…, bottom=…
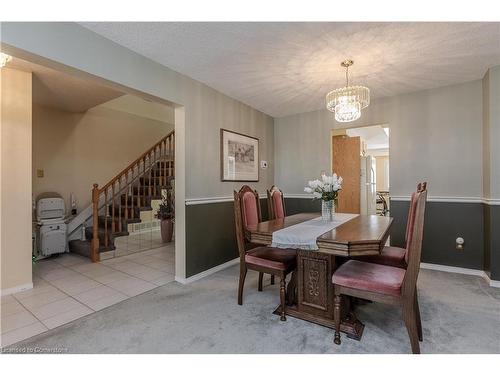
left=220, top=129, right=259, bottom=182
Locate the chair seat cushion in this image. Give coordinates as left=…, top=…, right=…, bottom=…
left=355, top=246, right=407, bottom=268
left=332, top=260, right=405, bottom=296
left=245, top=247, right=296, bottom=272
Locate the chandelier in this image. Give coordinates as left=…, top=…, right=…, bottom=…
left=0, top=53, right=12, bottom=68
left=326, top=60, right=370, bottom=122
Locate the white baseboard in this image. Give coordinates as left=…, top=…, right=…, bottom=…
left=174, top=259, right=500, bottom=288
left=1, top=282, right=33, bottom=297
left=175, top=258, right=239, bottom=284
left=421, top=262, right=499, bottom=288
left=420, top=262, right=484, bottom=276
left=484, top=273, right=500, bottom=288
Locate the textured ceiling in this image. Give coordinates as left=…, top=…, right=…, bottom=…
left=80, top=22, right=500, bottom=117
left=346, top=125, right=388, bottom=150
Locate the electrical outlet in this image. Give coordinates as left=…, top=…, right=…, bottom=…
left=37, top=169, right=44, bottom=178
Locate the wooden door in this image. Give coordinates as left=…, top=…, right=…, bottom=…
left=332, top=135, right=360, bottom=214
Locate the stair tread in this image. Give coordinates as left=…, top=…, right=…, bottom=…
left=73, top=134, right=174, bottom=261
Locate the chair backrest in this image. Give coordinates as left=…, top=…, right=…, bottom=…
left=402, top=186, right=428, bottom=297
left=234, top=185, right=262, bottom=260
left=404, top=182, right=427, bottom=246
left=267, top=185, right=286, bottom=220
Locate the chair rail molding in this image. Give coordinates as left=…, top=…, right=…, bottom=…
left=390, top=196, right=497, bottom=204
left=185, top=196, right=267, bottom=205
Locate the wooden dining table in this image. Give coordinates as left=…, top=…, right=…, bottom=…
left=247, top=212, right=393, bottom=341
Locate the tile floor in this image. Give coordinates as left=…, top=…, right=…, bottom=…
left=1, top=242, right=174, bottom=347
left=114, top=228, right=166, bottom=257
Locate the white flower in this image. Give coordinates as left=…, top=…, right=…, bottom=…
left=313, top=192, right=322, bottom=199
left=304, top=187, right=313, bottom=193
left=308, top=179, right=323, bottom=189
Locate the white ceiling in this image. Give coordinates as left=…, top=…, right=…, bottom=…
left=9, top=57, right=124, bottom=112
left=346, top=125, right=389, bottom=150
left=80, top=22, right=500, bottom=118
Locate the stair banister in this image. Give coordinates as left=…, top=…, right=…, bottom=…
left=88, top=130, right=175, bottom=262
left=91, top=183, right=100, bottom=262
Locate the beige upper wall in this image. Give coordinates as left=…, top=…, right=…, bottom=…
left=275, top=79, right=484, bottom=198
left=100, top=94, right=175, bottom=124
left=33, top=103, right=174, bottom=212
left=1, top=68, right=32, bottom=292
left=483, top=70, right=491, bottom=199
left=483, top=66, right=500, bottom=200
left=1, top=23, right=274, bottom=200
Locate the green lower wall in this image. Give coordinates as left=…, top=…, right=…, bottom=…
left=284, top=197, right=321, bottom=215
left=484, top=204, right=500, bottom=280
left=484, top=205, right=492, bottom=275
left=390, top=200, right=484, bottom=270
left=185, top=198, right=271, bottom=278
left=184, top=197, right=499, bottom=281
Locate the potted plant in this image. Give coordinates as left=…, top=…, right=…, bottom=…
left=304, top=173, right=343, bottom=221
left=156, top=189, right=174, bottom=243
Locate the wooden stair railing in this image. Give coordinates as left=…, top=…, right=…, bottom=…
left=90, top=131, right=175, bottom=262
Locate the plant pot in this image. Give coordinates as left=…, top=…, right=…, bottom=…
left=160, top=218, right=174, bottom=243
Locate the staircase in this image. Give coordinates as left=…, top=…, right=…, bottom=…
left=69, top=131, right=175, bottom=262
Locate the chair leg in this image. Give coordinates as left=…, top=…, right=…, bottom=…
left=334, top=293, right=342, bottom=345
left=279, top=277, right=286, bottom=321
left=270, top=275, right=275, bottom=285
left=258, top=272, right=263, bottom=292
left=402, top=299, right=421, bottom=354
left=414, top=291, right=423, bottom=342
left=238, top=266, right=247, bottom=306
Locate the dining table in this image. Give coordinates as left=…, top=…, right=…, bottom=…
left=246, top=212, right=393, bottom=341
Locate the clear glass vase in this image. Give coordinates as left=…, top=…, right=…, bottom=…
left=322, top=200, right=335, bottom=221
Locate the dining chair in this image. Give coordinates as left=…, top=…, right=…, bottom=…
left=332, top=188, right=427, bottom=353
left=358, top=182, right=427, bottom=269
left=267, top=185, right=286, bottom=220
left=234, top=185, right=296, bottom=321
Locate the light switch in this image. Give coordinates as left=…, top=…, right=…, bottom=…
left=37, top=169, right=44, bottom=178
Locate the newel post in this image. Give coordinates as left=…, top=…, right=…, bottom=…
left=91, top=183, right=100, bottom=263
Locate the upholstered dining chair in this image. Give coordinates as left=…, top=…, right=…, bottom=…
left=332, top=188, right=427, bottom=353
left=267, top=185, right=286, bottom=220
left=358, top=182, right=427, bottom=269
left=234, top=185, right=296, bottom=321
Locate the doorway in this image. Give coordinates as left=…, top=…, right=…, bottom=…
left=4, top=55, right=180, bottom=275
left=331, top=124, right=390, bottom=216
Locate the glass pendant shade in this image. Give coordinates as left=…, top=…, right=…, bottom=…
left=325, top=60, right=370, bottom=123
left=334, top=98, right=361, bottom=122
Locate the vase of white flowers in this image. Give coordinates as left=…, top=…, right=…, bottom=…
left=304, top=173, right=343, bottom=221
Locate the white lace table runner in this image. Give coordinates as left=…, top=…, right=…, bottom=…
left=271, top=214, right=359, bottom=250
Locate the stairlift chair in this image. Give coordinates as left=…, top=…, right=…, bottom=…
left=35, top=192, right=69, bottom=259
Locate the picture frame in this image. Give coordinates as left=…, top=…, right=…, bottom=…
left=220, top=129, right=259, bottom=182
